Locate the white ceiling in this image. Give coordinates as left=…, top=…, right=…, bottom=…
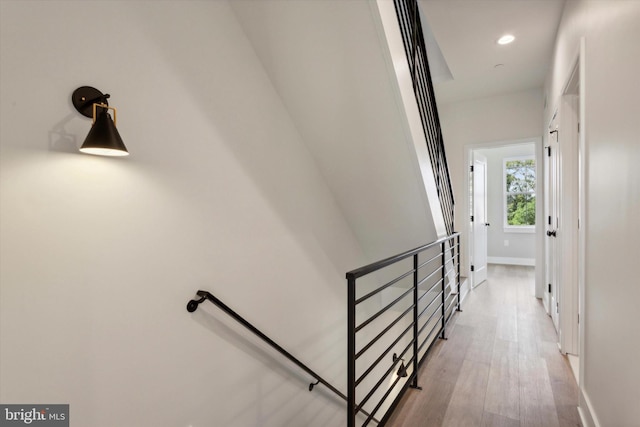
left=419, top=0, right=566, bottom=104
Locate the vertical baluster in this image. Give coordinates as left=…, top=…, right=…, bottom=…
left=456, top=235, right=462, bottom=312
left=412, top=254, right=419, bottom=389
left=347, top=275, right=356, bottom=427
left=441, top=242, right=447, bottom=340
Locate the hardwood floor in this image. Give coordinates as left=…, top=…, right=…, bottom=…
left=386, top=264, right=581, bottom=427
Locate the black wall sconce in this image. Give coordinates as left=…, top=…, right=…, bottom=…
left=393, top=353, right=408, bottom=378
left=72, top=86, right=128, bottom=157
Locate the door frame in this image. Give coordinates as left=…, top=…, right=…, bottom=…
left=464, top=137, right=544, bottom=296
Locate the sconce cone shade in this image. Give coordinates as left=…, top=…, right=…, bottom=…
left=80, top=109, right=129, bottom=157
left=397, top=362, right=408, bottom=378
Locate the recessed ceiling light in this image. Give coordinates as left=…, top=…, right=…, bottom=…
left=497, top=34, right=515, bottom=45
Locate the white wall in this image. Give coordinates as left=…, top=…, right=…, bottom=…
left=438, top=89, right=543, bottom=276
left=0, top=2, right=372, bottom=426
left=476, top=144, right=536, bottom=264
left=544, top=1, right=640, bottom=425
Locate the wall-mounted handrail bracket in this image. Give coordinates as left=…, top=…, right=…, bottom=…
left=186, top=295, right=206, bottom=312
left=309, top=379, right=320, bottom=392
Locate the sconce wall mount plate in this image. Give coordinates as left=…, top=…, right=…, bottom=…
left=72, top=86, right=110, bottom=118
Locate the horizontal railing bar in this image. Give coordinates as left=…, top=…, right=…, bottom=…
left=398, top=344, right=416, bottom=372
left=357, top=340, right=414, bottom=416
left=346, top=233, right=459, bottom=280
left=356, top=303, right=413, bottom=360
left=446, top=308, right=456, bottom=325
left=418, top=277, right=443, bottom=300
left=367, top=344, right=416, bottom=424
left=445, top=292, right=461, bottom=323
left=362, top=373, right=404, bottom=427
left=355, top=269, right=414, bottom=306
left=416, top=264, right=443, bottom=289
left=444, top=264, right=457, bottom=278
left=417, top=325, right=442, bottom=368
left=417, top=290, right=444, bottom=321
left=356, top=321, right=413, bottom=387
left=443, top=273, right=460, bottom=289
left=356, top=286, right=413, bottom=333
left=416, top=289, right=440, bottom=317
left=443, top=267, right=455, bottom=280
left=445, top=295, right=458, bottom=316
left=417, top=303, right=443, bottom=337
left=417, top=318, right=443, bottom=355
left=416, top=250, right=443, bottom=271
left=418, top=303, right=446, bottom=344
left=188, top=291, right=380, bottom=424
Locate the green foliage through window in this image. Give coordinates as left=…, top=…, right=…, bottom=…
left=505, top=158, right=535, bottom=226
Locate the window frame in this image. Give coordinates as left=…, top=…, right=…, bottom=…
left=503, top=155, right=536, bottom=233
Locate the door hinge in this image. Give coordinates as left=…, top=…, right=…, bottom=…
left=547, top=146, right=551, bottom=157
left=578, top=122, right=580, bottom=133
left=548, top=283, right=552, bottom=293
left=556, top=302, right=559, bottom=313
left=471, top=215, right=474, bottom=222
left=471, top=265, right=475, bottom=272
left=470, top=165, right=474, bottom=172
left=578, top=313, right=580, bottom=324
left=548, top=216, right=552, bottom=225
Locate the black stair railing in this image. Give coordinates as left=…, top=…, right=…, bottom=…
left=186, top=290, right=379, bottom=424
left=394, top=0, right=455, bottom=235
left=346, top=233, right=461, bottom=427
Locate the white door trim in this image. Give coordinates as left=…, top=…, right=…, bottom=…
left=577, top=36, right=587, bottom=402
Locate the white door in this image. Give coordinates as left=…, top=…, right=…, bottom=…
left=472, top=153, right=488, bottom=287
left=546, top=125, right=560, bottom=332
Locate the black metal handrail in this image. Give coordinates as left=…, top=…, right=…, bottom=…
left=186, top=290, right=379, bottom=424
left=346, top=233, right=459, bottom=280
left=346, top=233, right=461, bottom=427
left=394, top=0, right=455, bottom=235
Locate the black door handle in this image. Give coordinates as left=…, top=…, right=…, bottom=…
left=546, top=230, right=557, bottom=237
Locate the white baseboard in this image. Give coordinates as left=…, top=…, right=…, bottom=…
left=578, top=388, right=600, bottom=427
left=459, top=277, right=470, bottom=305
left=487, top=256, right=535, bottom=266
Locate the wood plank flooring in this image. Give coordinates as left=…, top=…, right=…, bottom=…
left=386, top=265, right=581, bottom=427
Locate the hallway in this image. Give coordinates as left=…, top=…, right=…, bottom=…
left=386, top=265, right=581, bottom=427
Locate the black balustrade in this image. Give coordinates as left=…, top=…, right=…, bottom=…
left=346, top=233, right=461, bottom=426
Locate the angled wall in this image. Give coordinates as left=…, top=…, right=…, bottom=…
left=230, top=0, right=440, bottom=262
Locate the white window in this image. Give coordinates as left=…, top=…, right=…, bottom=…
left=504, top=156, right=535, bottom=232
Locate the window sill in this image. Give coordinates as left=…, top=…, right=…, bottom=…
left=503, top=226, right=536, bottom=234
